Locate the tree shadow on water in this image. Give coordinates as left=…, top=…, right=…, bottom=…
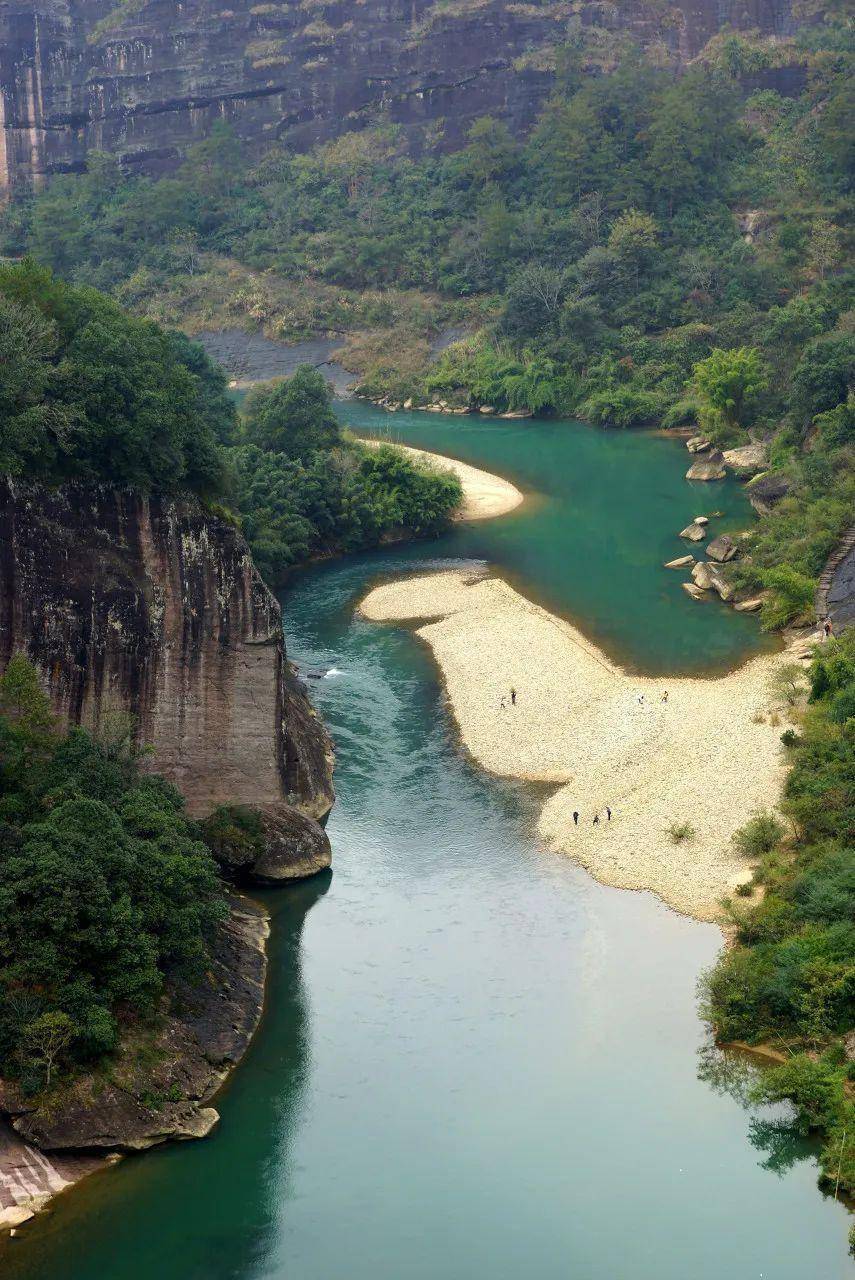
left=697, top=1040, right=819, bottom=1180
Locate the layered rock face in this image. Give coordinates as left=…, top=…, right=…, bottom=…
left=0, top=478, right=335, bottom=823
left=1, top=0, right=798, bottom=191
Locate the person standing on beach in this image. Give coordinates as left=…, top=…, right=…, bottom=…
left=606, top=806, right=611, bottom=821
left=593, top=813, right=600, bottom=825
left=661, top=691, right=668, bottom=703
left=510, top=687, right=517, bottom=705
left=573, top=811, right=579, bottom=826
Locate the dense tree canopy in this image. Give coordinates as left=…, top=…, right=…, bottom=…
left=0, top=261, right=226, bottom=495
left=0, top=658, right=226, bottom=1090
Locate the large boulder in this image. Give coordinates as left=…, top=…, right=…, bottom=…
left=707, top=534, right=738, bottom=563
left=692, top=562, right=715, bottom=590
left=253, top=807, right=332, bottom=882
left=203, top=804, right=331, bottom=883
left=686, top=436, right=711, bottom=453
left=686, top=450, right=726, bottom=481
left=707, top=565, right=735, bottom=602
left=723, top=442, right=768, bottom=476
left=679, top=520, right=707, bottom=542
left=746, top=470, right=791, bottom=515
left=664, top=554, right=695, bottom=569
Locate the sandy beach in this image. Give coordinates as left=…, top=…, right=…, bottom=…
left=361, top=439, right=524, bottom=522
left=360, top=569, right=794, bottom=922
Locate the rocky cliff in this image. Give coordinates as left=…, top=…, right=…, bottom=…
left=0, top=477, right=335, bottom=824
left=1, top=0, right=799, bottom=191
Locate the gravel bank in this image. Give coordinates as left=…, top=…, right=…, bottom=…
left=360, top=569, right=791, bottom=922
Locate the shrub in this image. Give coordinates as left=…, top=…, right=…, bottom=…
left=667, top=820, right=696, bottom=843
left=732, top=810, right=785, bottom=859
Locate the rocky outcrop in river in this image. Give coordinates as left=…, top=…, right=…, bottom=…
left=1, top=0, right=802, bottom=190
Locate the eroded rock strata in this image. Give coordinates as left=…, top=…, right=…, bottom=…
left=0, top=478, right=334, bottom=824
left=1, top=0, right=800, bottom=190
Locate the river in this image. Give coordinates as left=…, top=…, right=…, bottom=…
left=3, top=407, right=850, bottom=1276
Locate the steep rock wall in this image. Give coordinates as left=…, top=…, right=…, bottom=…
left=0, top=478, right=335, bottom=821
left=1, top=0, right=798, bottom=190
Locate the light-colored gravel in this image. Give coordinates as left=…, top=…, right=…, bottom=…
left=360, top=569, right=795, bottom=922
left=361, top=440, right=524, bottom=521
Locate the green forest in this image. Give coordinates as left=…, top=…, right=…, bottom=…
left=0, top=262, right=462, bottom=581
left=2, top=19, right=852, bottom=623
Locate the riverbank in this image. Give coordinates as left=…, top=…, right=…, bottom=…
left=360, top=439, right=524, bottom=522
left=0, top=896, right=269, bottom=1231
left=360, top=569, right=793, bottom=922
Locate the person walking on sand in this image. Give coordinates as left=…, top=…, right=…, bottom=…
left=510, top=687, right=517, bottom=705
left=593, top=813, right=600, bottom=825
left=661, top=691, right=668, bottom=703
left=637, top=693, right=644, bottom=706
left=573, top=811, right=579, bottom=826
left=606, top=806, right=611, bottom=821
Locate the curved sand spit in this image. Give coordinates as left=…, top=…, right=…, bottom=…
left=360, top=568, right=795, bottom=922
left=361, top=439, right=524, bottom=521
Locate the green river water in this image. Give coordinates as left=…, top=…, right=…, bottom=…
left=3, top=408, right=850, bottom=1277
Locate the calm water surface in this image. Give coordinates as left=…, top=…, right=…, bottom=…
left=3, top=413, right=849, bottom=1277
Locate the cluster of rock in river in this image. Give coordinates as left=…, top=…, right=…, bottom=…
left=663, top=434, right=770, bottom=612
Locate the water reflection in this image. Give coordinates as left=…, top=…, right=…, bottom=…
left=697, top=1041, right=823, bottom=1181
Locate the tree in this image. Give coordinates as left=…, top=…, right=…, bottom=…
left=182, top=121, right=243, bottom=198
left=806, top=219, right=841, bottom=282
left=462, top=117, right=518, bottom=187
left=242, top=366, right=342, bottom=460
left=768, top=662, right=808, bottom=708
left=23, top=1012, right=74, bottom=1087
left=607, top=209, right=658, bottom=289
left=692, top=347, right=768, bottom=431
left=792, top=335, right=854, bottom=422
left=0, top=655, right=53, bottom=732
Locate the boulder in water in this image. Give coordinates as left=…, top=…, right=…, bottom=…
left=686, top=450, right=726, bottom=481
left=252, top=807, right=332, bottom=882
left=682, top=582, right=708, bottom=600
left=665, top=555, right=695, bottom=569
left=679, top=521, right=707, bottom=542
left=686, top=436, right=711, bottom=453
left=707, top=534, right=738, bottom=563
left=692, top=562, right=715, bottom=590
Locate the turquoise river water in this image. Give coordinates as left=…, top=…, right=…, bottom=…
left=3, top=408, right=850, bottom=1277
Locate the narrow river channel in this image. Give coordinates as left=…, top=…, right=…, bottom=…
left=4, top=409, right=850, bottom=1276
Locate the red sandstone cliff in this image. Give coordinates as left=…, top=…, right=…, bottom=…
left=0, top=0, right=801, bottom=191
left=0, top=477, right=335, bottom=824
